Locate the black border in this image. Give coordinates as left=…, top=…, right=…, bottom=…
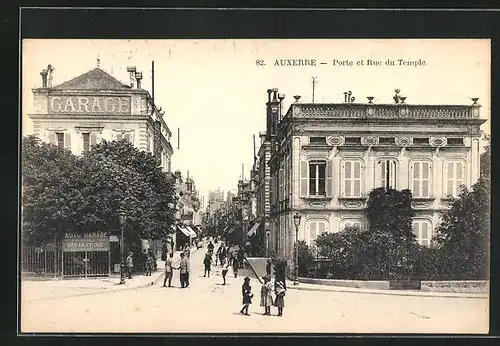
left=9, top=6, right=500, bottom=343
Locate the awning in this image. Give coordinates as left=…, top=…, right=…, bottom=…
left=194, top=225, right=202, bottom=233
left=177, top=226, right=191, bottom=237
left=247, top=222, right=260, bottom=237
left=185, top=226, right=197, bottom=237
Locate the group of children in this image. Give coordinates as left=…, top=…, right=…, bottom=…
left=240, top=275, right=286, bottom=317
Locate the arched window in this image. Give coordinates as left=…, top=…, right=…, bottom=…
left=342, top=159, right=363, bottom=197
left=410, top=160, right=432, bottom=198
left=306, top=220, right=329, bottom=246
left=377, top=158, right=398, bottom=189
left=443, top=160, right=466, bottom=198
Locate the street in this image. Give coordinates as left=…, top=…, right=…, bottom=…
left=20, top=247, right=489, bottom=334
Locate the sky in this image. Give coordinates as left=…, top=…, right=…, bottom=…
left=22, top=39, right=490, bottom=204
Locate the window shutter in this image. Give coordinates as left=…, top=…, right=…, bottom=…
left=445, top=162, right=454, bottom=197
left=379, top=160, right=386, bottom=188
left=326, top=160, right=333, bottom=197
left=318, top=222, right=325, bottom=236
left=90, top=133, right=98, bottom=146
left=422, top=162, right=429, bottom=197
left=343, top=162, right=350, bottom=197
left=300, top=160, right=308, bottom=197
left=64, top=133, right=71, bottom=150
left=309, top=223, right=317, bottom=244
left=412, top=222, right=419, bottom=240
left=48, top=132, right=56, bottom=145
left=353, top=161, right=361, bottom=197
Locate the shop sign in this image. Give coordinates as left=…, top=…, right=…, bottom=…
left=62, top=232, right=110, bottom=252
left=49, top=96, right=131, bottom=115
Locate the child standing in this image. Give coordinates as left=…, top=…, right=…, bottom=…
left=260, top=275, right=274, bottom=316
left=145, top=253, right=154, bottom=276
left=240, top=277, right=253, bottom=316
left=203, top=252, right=212, bottom=277
left=163, top=252, right=174, bottom=287
left=274, top=280, right=286, bottom=317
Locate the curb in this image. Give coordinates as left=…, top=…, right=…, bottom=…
left=286, top=284, right=489, bottom=299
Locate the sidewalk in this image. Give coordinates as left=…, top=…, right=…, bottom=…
left=284, top=280, right=489, bottom=299
left=21, top=246, right=200, bottom=301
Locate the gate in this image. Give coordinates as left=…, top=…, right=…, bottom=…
left=62, top=251, right=110, bottom=278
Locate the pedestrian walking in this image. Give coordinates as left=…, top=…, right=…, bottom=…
left=176, top=252, right=190, bottom=288
left=207, top=241, right=214, bottom=253
left=163, top=253, right=174, bottom=287
left=274, top=280, right=286, bottom=317
left=126, top=251, right=134, bottom=279
left=232, top=256, right=239, bottom=278
left=260, top=275, right=274, bottom=316
left=203, top=252, right=212, bottom=277
left=145, top=253, right=154, bottom=276
left=221, top=258, right=229, bottom=285
left=183, top=244, right=191, bottom=259
left=240, top=277, right=253, bottom=316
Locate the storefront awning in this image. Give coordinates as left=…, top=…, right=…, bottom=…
left=185, top=226, right=197, bottom=237
left=247, top=222, right=260, bottom=237
left=177, top=226, right=191, bottom=237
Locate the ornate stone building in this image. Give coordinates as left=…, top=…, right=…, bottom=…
left=29, top=63, right=173, bottom=172
left=266, top=89, right=486, bottom=262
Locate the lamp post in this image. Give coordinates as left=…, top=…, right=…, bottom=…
left=266, top=230, right=270, bottom=257
left=293, top=212, right=302, bottom=285
left=119, top=211, right=126, bottom=284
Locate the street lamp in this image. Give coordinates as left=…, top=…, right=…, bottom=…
left=293, top=212, right=302, bottom=285
left=119, top=210, right=126, bottom=285
left=266, top=230, right=270, bottom=257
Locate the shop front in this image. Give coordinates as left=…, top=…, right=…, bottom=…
left=61, top=232, right=111, bottom=278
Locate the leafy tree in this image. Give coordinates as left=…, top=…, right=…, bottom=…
left=295, top=240, right=315, bottom=276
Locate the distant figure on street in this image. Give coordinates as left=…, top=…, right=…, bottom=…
left=266, top=258, right=272, bottom=276
left=221, top=258, right=229, bottom=285
left=217, top=243, right=227, bottom=266
left=207, top=241, right=214, bottom=253
left=232, top=256, right=239, bottom=278
left=203, top=252, right=212, bottom=277
left=163, top=253, right=174, bottom=287
left=274, top=280, right=286, bottom=317
left=260, top=275, right=274, bottom=316
left=177, top=252, right=190, bottom=288
left=145, top=253, right=154, bottom=276
left=183, top=244, right=191, bottom=259
left=126, top=251, right=134, bottom=279
left=240, top=277, right=253, bottom=316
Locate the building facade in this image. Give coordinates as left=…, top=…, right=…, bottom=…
left=29, top=64, right=173, bottom=172
left=266, top=89, right=486, bottom=263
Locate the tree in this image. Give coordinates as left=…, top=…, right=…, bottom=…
left=22, top=136, right=85, bottom=245
left=366, top=188, right=416, bottom=279
left=431, top=134, right=490, bottom=280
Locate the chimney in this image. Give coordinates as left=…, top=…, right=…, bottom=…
left=40, top=69, right=48, bottom=88
left=126, top=66, right=137, bottom=88
left=272, top=88, right=278, bottom=102
left=135, top=71, right=143, bottom=89
left=267, top=89, right=272, bottom=102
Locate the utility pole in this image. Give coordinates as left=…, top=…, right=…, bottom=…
left=312, top=76, right=318, bottom=103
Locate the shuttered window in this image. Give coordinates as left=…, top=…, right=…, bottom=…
left=82, top=133, right=90, bottom=152
left=56, top=132, right=64, bottom=148
left=343, top=160, right=362, bottom=197
left=411, top=161, right=431, bottom=198
left=444, top=161, right=465, bottom=198
left=306, top=220, right=329, bottom=246
left=379, top=159, right=397, bottom=189
left=413, top=220, right=432, bottom=247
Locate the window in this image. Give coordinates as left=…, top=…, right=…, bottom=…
left=56, top=132, right=64, bottom=148
left=447, top=137, right=464, bottom=146
left=82, top=133, right=90, bottom=152
left=117, top=132, right=132, bottom=144
left=411, top=161, right=431, bottom=198
left=413, top=220, right=432, bottom=247
left=310, top=136, right=326, bottom=144
left=445, top=161, right=465, bottom=198
left=344, top=137, right=362, bottom=145
left=378, top=159, right=397, bottom=189
left=309, top=161, right=326, bottom=195
left=379, top=137, right=396, bottom=145
left=341, top=219, right=363, bottom=231
left=413, top=137, right=429, bottom=145
left=306, top=220, right=329, bottom=246
left=343, top=160, right=362, bottom=197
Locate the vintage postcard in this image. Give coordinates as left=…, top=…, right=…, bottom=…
left=20, top=38, right=490, bottom=334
